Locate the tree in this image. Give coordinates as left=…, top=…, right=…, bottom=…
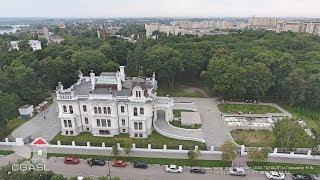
left=145, top=44, right=183, bottom=88
left=0, top=64, right=45, bottom=105
left=274, top=118, right=314, bottom=150
left=248, top=148, right=269, bottom=162
left=123, top=138, right=133, bottom=157
left=112, top=144, right=120, bottom=157
left=220, top=141, right=237, bottom=163
left=0, top=91, right=21, bottom=128
left=187, top=148, right=201, bottom=166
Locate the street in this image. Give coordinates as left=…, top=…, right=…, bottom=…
left=45, top=157, right=276, bottom=180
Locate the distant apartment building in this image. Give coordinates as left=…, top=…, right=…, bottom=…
left=9, top=41, right=20, bottom=51
left=249, top=16, right=284, bottom=30
left=145, top=20, right=244, bottom=37
left=58, top=22, right=66, bottom=29
left=28, top=40, right=42, bottom=51
left=276, top=22, right=320, bottom=35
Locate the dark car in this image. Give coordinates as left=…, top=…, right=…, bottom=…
left=86, top=158, right=106, bottom=167
left=189, top=167, right=206, bottom=174
left=292, top=173, right=312, bottom=180
left=133, top=162, right=148, bottom=169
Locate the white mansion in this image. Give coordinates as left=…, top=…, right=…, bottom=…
left=56, top=66, right=174, bottom=138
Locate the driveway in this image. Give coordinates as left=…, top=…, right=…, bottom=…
left=154, top=118, right=205, bottom=143
left=173, top=98, right=233, bottom=148
left=10, top=103, right=61, bottom=142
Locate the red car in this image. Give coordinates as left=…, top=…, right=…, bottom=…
left=112, top=160, right=127, bottom=167
left=64, top=156, right=80, bottom=164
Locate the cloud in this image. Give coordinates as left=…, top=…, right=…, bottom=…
left=0, top=0, right=319, bottom=17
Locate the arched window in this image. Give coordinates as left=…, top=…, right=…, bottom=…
left=69, top=106, right=73, bottom=114
left=98, top=107, right=102, bottom=114
left=138, top=91, right=141, bottom=97
left=63, top=105, right=67, bottom=113
left=133, top=107, right=137, bottom=116
left=140, top=107, right=144, bottom=115
left=107, top=107, right=111, bottom=114
left=103, top=107, right=107, bottom=114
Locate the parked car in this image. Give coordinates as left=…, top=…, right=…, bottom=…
left=265, top=171, right=286, bottom=180
left=165, top=165, right=183, bottom=173
left=229, top=167, right=246, bottom=176
left=292, top=173, right=312, bottom=180
left=133, top=162, right=148, bottom=169
left=311, top=174, right=320, bottom=180
left=112, top=160, right=127, bottom=167
left=86, top=158, right=106, bottom=166
left=189, top=167, right=206, bottom=174
left=64, top=156, right=80, bottom=164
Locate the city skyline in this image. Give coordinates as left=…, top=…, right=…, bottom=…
left=0, top=0, right=319, bottom=18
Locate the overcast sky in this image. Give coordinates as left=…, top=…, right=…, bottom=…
left=0, top=0, right=319, bottom=18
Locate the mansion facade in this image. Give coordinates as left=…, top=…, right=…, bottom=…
left=56, top=66, right=173, bottom=138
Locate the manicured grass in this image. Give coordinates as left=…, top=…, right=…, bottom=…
left=247, top=161, right=320, bottom=174
left=51, top=131, right=206, bottom=150
left=231, top=130, right=275, bottom=147
left=0, top=118, right=26, bottom=140
left=0, top=150, right=14, bottom=156
left=283, top=105, right=320, bottom=135
left=48, top=153, right=230, bottom=167
left=157, top=85, right=208, bottom=98
left=218, top=103, right=281, bottom=114
left=169, top=120, right=201, bottom=129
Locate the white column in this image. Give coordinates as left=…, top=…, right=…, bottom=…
left=5, top=138, right=9, bottom=145
left=163, top=144, right=167, bottom=150
left=307, top=150, right=312, bottom=156
left=57, top=141, right=61, bottom=146
left=72, top=141, right=75, bottom=147
left=179, top=145, right=182, bottom=151
left=102, top=142, right=105, bottom=148
left=194, top=146, right=199, bottom=151
left=273, top=148, right=278, bottom=154
left=87, top=142, right=90, bottom=147
left=210, top=146, right=214, bottom=152
left=117, top=143, right=120, bottom=149
left=148, top=144, right=151, bottom=150
left=240, top=145, right=245, bottom=155
left=132, top=143, right=136, bottom=149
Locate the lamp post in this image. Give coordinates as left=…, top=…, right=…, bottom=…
left=108, top=157, right=111, bottom=180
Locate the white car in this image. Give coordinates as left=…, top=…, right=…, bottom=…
left=229, top=167, right=246, bottom=176
left=165, top=165, right=183, bottom=173
left=265, top=171, right=285, bottom=180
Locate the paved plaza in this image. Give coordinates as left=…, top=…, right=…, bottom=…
left=10, top=103, right=61, bottom=141
left=173, top=97, right=234, bottom=147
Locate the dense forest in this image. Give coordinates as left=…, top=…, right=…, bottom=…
left=0, top=25, right=320, bottom=129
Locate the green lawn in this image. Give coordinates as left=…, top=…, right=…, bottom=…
left=231, top=130, right=275, bottom=147
left=48, top=153, right=230, bottom=167
left=157, top=85, right=209, bottom=98
left=283, top=105, right=320, bottom=135
left=247, top=162, right=320, bottom=174
left=51, top=131, right=206, bottom=150
left=0, top=118, right=25, bottom=140
left=169, top=120, right=201, bottom=129
left=0, top=150, right=14, bottom=156
left=218, top=103, right=281, bottom=114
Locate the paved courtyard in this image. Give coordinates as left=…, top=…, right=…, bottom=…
left=10, top=103, right=61, bottom=142
left=173, top=97, right=233, bottom=147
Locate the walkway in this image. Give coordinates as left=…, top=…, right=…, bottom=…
left=154, top=115, right=205, bottom=143
left=173, top=97, right=234, bottom=148
left=10, top=103, right=61, bottom=142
